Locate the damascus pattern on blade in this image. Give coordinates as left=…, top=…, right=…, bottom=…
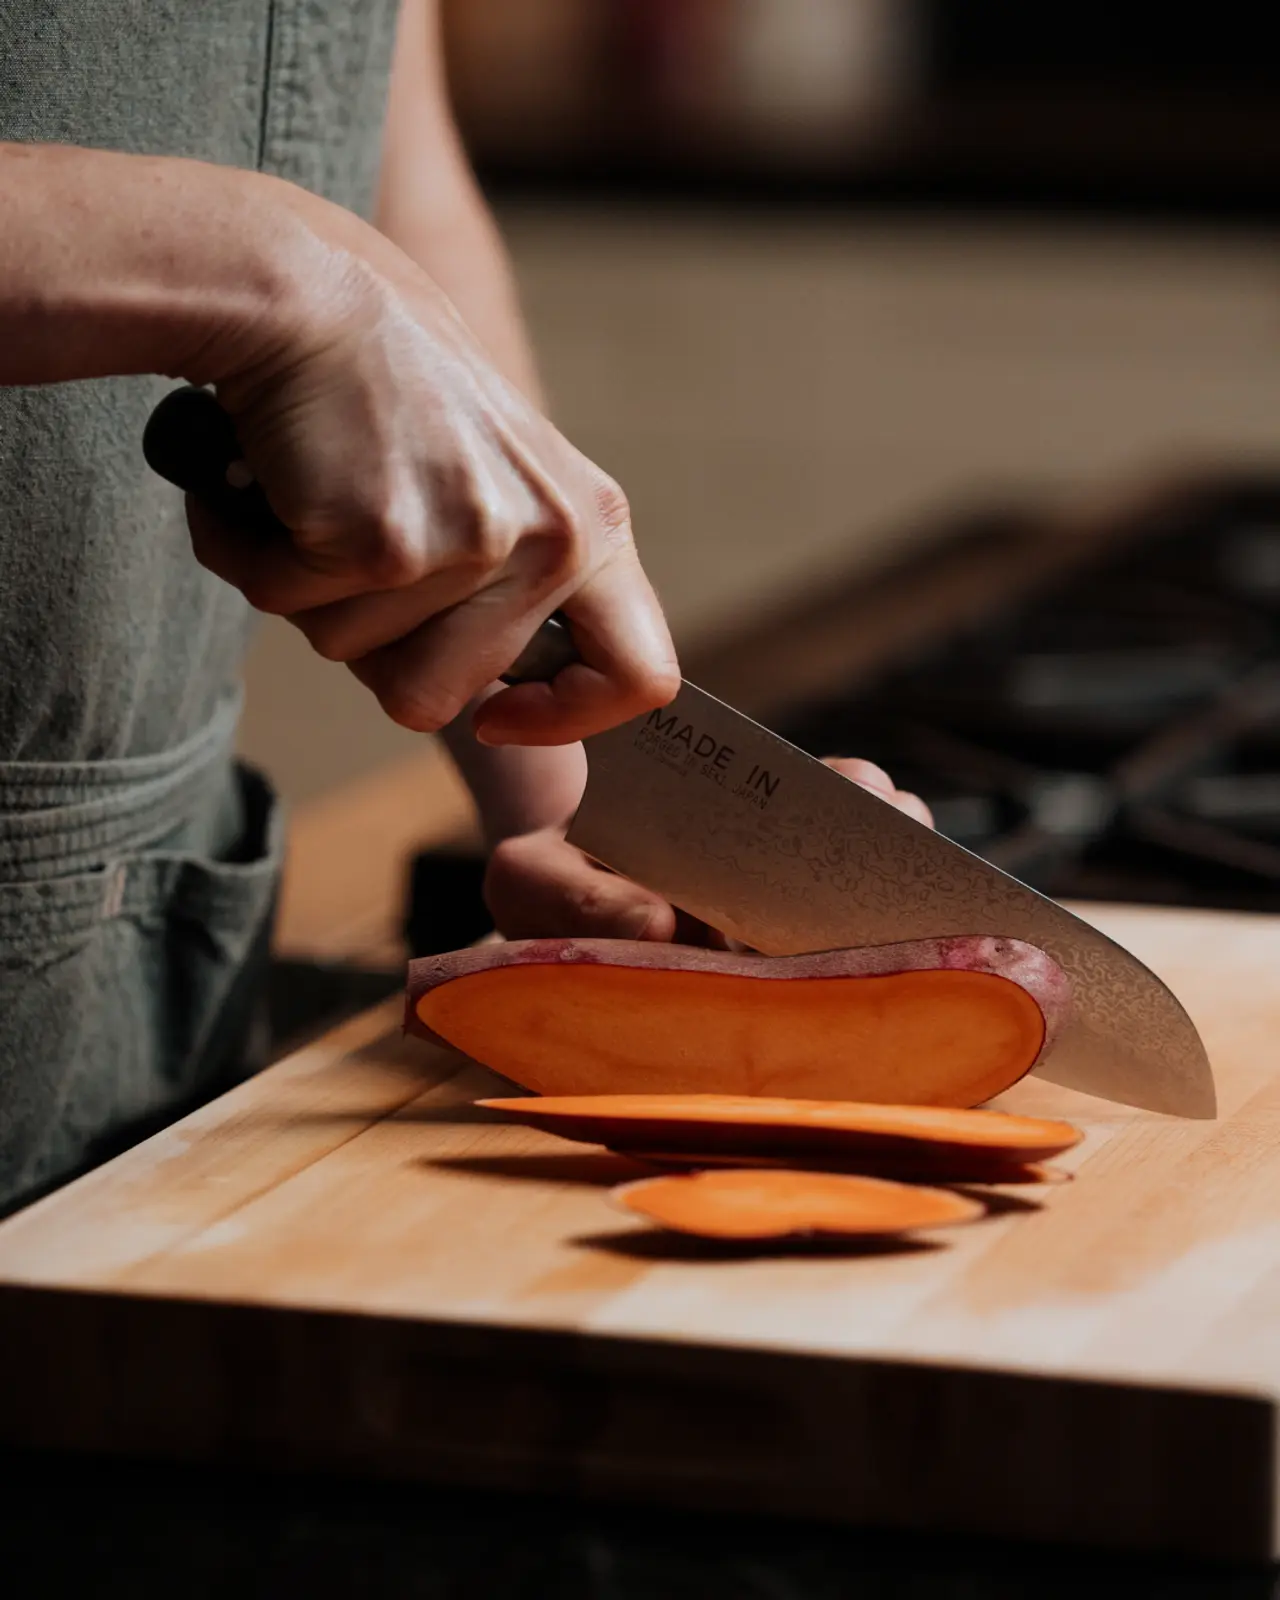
left=568, top=683, right=1214, bottom=1118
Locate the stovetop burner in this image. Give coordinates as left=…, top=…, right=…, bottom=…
left=778, top=479, right=1280, bottom=911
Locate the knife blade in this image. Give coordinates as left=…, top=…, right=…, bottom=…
left=143, top=385, right=1215, bottom=1119
left=505, top=634, right=1215, bottom=1121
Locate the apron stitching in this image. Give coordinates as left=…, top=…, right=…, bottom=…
left=0, top=693, right=241, bottom=876
left=100, top=863, right=127, bottom=920
left=256, top=0, right=278, bottom=171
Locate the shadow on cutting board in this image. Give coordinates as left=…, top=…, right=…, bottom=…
left=428, top=1151, right=655, bottom=1186
left=427, top=1156, right=1048, bottom=1220
left=573, top=1227, right=948, bottom=1265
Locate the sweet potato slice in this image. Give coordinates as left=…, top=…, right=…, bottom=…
left=479, top=1093, right=1083, bottom=1166
left=618, top=1149, right=1070, bottom=1185
left=407, top=936, right=1070, bottom=1106
left=612, top=1169, right=985, bottom=1241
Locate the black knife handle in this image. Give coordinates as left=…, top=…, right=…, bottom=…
left=142, top=385, right=289, bottom=540
left=501, top=615, right=581, bottom=685
left=141, top=384, right=582, bottom=686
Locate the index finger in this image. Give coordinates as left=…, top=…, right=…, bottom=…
left=474, top=548, right=680, bottom=746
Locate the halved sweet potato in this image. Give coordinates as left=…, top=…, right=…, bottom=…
left=612, top=1169, right=985, bottom=1241
left=478, top=1093, right=1083, bottom=1166
left=407, top=936, right=1071, bottom=1106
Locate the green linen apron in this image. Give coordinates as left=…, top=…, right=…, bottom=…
left=0, top=0, right=400, bottom=1208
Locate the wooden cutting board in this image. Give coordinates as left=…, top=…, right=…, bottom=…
left=1, top=903, right=1279, bottom=1563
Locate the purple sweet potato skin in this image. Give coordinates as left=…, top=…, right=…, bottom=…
left=405, top=935, right=1073, bottom=1068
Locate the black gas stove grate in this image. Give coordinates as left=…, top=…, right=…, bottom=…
left=778, top=480, right=1280, bottom=912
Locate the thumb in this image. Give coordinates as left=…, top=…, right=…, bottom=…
left=484, top=827, right=678, bottom=942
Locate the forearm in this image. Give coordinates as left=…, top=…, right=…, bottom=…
left=0, top=142, right=309, bottom=388
left=377, top=158, right=541, bottom=406
left=377, top=0, right=576, bottom=832
left=374, top=0, right=542, bottom=403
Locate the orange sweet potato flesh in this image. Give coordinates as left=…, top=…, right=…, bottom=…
left=479, top=1093, right=1083, bottom=1166
left=613, top=1168, right=985, bottom=1241
left=407, top=936, right=1071, bottom=1107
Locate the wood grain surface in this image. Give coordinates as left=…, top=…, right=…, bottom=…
left=1, top=903, right=1279, bottom=1561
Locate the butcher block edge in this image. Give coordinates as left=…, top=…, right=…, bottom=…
left=0, top=1282, right=1272, bottom=1562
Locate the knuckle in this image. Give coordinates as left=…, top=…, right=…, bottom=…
left=471, top=509, right=521, bottom=575
left=592, top=474, right=632, bottom=544
left=487, top=833, right=533, bottom=879
left=300, top=618, right=356, bottom=664
left=620, top=657, right=681, bottom=715
left=319, top=476, right=426, bottom=591
left=566, top=875, right=616, bottom=926
left=435, top=460, right=517, bottom=577
left=522, top=515, right=587, bottom=594
left=483, top=836, right=560, bottom=939
left=361, top=502, right=425, bottom=588
left=238, top=576, right=289, bottom=616
left=364, top=542, right=417, bottom=591
left=377, top=679, right=462, bottom=734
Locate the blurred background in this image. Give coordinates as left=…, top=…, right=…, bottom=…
left=242, top=2, right=1280, bottom=981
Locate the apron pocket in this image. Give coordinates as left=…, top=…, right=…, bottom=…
left=0, top=764, right=283, bottom=1211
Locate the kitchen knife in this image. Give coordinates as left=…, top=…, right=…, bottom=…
left=143, top=385, right=1216, bottom=1119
